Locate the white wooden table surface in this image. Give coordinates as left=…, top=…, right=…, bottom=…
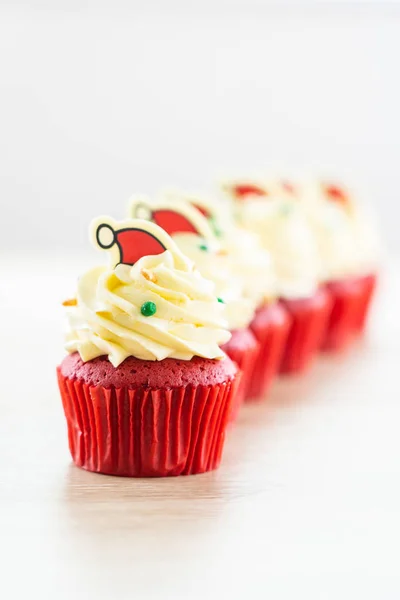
left=1, top=257, right=399, bottom=600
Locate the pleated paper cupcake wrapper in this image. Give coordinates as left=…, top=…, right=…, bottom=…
left=322, top=276, right=369, bottom=352
left=57, top=369, right=238, bottom=477
left=222, top=333, right=260, bottom=421
left=280, top=287, right=332, bottom=374
left=354, top=273, right=377, bottom=334
left=247, top=303, right=291, bottom=400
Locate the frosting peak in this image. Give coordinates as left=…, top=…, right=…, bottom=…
left=298, top=180, right=381, bottom=279
left=130, top=195, right=257, bottom=330
left=65, top=251, right=231, bottom=366
left=223, top=180, right=321, bottom=299
left=65, top=217, right=232, bottom=366
left=157, top=189, right=278, bottom=306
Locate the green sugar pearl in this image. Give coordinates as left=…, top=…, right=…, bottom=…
left=141, top=301, right=157, bottom=317
left=217, top=297, right=225, bottom=304
left=199, top=243, right=209, bottom=251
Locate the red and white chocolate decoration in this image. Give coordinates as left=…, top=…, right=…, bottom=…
left=91, top=216, right=188, bottom=269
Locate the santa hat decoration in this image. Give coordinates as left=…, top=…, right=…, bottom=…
left=323, top=183, right=348, bottom=205
left=223, top=182, right=268, bottom=200
left=91, top=216, right=187, bottom=269
left=157, top=189, right=224, bottom=237
left=321, top=182, right=353, bottom=214
left=234, top=183, right=268, bottom=199
left=151, top=209, right=200, bottom=236
left=223, top=178, right=301, bottom=201
left=129, top=196, right=214, bottom=240
left=192, top=204, right=211, bottom=219
left=179, top=200, right=223, bottom=238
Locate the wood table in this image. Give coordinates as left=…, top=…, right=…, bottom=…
left=1, top=258, right=399, bottom=599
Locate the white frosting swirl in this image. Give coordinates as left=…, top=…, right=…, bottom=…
left=299, top=181, right=381, bottom=280
left=65, top=250, right=231, bottom=367
left=236, top=197, right=321, bottom=299
left=221, top=227, right=277, bottom=306
left=304, top=201, right=360, bottom=281
left=172, top=233, right=256, bottom=330
left=158, top=190, right=277, bottom=309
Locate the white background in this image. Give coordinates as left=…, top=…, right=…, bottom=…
left=0, top=1, right=399, bottom=256
left=1, top=4, right=400, bottom=598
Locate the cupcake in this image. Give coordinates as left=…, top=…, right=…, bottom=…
left=57, top=216, right=239, bottom=477
left=298, top=181, right=380, bottom=350
left=129, top=195, right=259, bottom=418
left=222, top=177, right=332, bottom=374
left=159, top=189, right=291, bottom=400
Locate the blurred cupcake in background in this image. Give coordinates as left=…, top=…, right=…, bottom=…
left=159, top=189, right=291, bottom=402
left=297, top=180, right=381, bottom=350
left=129, top=195, right=257, bottom=419
left=58, top=217, right=239, bottom=477
left=221, top=177, right=332, bottom=374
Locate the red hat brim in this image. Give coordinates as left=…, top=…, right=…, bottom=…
left=152, top=209, right=199, bottom=235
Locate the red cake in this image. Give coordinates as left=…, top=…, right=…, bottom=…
left=58, top=353, right=237, bottom=477
left=57, top=216, right=240, bottom=478
left=60, top=352, right=236, bottom=389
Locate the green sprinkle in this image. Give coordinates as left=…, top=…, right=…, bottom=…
left=217, top=297, right=225, bottom=304
left=199, top=243, right=209, bottom=251
left=141, top=301, right=157, bottom=317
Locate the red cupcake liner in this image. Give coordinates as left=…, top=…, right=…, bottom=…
left=247, top=302, right=291, bottom=400
left=354, top=273, right=377, bottom=334
left=57, top=369, right=238, bottom=477
left=321, top=277, right=366, bottom=352
left=221, top=328, right=260, bottom=420
left=280, top=287, right=332, bottom=373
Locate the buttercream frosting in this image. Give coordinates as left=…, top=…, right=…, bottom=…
left=130, top=195, right=256, bottom=330
left=65, top=219, right=231, bottom=366
left=222, top=180, right=321, bottom=299
left=158, top=190, right=277, bottom=307
left=299, top=180, right=381, bottom=279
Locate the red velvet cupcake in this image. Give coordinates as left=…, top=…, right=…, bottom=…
left=222, top=178, right=326, bottom=375
left=57, top=217, right=239, bottom=477
left=297, top=181, right=381, bottom=351
left=154, top=194, right=292, bottom=401
left=58, top=353, right=237, bottom=477
left=129, top=194, right=259, bottom=418
left=214, top=226, right=291, bottom=398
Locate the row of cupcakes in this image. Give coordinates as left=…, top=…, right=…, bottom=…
left=57, top=178, right=380, bottom=477
left=222, top=177, right=379, bottom=352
